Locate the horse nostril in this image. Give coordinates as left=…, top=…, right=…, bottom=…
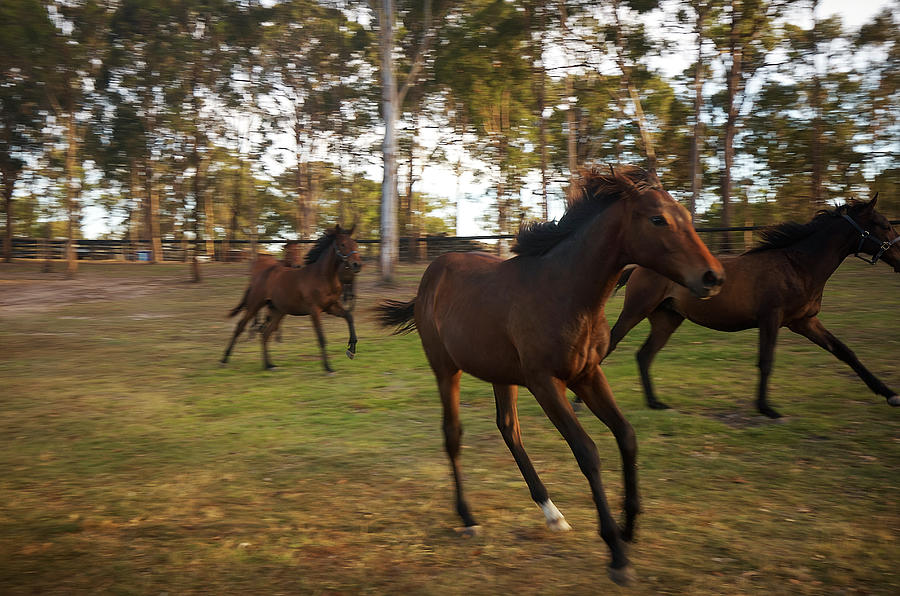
left=702, top=270, right=723, bottom=288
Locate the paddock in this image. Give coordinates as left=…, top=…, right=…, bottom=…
left=1, top=260, right=897, bottom=594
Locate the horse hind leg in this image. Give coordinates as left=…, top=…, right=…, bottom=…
left=438, top=369, right=479, bottom=534
left=261, top=310, right=286, bottom=370
left=494, top=384, right=570, bottom=532
left=788, top=316, right=899, bottom=407
left=222, top=313, right=253, bottom=364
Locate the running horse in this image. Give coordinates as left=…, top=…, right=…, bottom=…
left=602, top=196, right=900, bottom=418
left=222, top=225, right=362, bottom=372
left=377, top=166, right=724, bottom=585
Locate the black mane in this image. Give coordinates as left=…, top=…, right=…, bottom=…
left=512, top=166, right=660, bottom=257
left=303, top=231, right=336, bottom=265
left=744, top=201, right=865, bottom=254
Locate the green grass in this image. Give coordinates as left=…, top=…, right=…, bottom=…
left=1, top=259, right=898, bottom=595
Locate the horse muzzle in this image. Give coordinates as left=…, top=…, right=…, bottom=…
left=689, top=268, right=725, bottom=299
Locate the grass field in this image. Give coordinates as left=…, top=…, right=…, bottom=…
left=1, top=258, right=898, bottom=595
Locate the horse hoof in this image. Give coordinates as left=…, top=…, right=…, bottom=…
left=346, top=349, right=356, bottom=360
left=265, top=365, right=277, bottom=371
left=455, top=525, right=481, bottom=537
left=648, top=401, right=670, bottom=410
left=888, top=395, right=900, bottom=407
left=546, top=518, right=572, bottom=532
left=759, top=407, right=782, bottom=419
left=608, top=564, right=636, bottom=586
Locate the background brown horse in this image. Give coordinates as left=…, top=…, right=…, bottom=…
left=222, top=225, right=362, bottom=373
left=377, top=166, right=724, bottom=585
left=604, top=197, right=900, bottom=418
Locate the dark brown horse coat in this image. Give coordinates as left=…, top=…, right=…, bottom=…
left=222, top=225, right=362, bottom=372
left=605, top=197, right=900, bottom=418
left=378, top=167, right=724, bottom=584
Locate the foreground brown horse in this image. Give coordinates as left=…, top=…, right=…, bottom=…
left=604, top=197, right=900, bottom=419
left=222, top=225, right=362, bottom=372
left=377, top=167, right=724, bottom=585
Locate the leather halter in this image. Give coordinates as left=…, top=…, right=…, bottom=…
left=841, top=213, right=900, bottom=265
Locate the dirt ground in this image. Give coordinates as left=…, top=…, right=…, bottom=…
left=0, top=263, right=178, bottom=315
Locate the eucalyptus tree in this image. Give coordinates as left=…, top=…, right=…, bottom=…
left=708, top=0, right=779, bottom=251
left=262, top=0, right=373, bottom=240
left=856, top=3, right=900, bottom=216
left=16, top=0, right=112, bottom=276
left=433, top=0, right=536, bottom=254
left=745, top=9, right=868, bottom=220
left=367, top=0, right=449, bottom=282
left=0, top=0, right=55, bottom=262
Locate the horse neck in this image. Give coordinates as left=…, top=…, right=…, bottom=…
left=546, top=207, right=629, bottom=313
left=785, top=217, right=860, bottom=285
left=309, top=243, right=343, bottom=281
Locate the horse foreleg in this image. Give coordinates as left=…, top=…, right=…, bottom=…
left=493, top=384, right=569, bottom=532
left=528, top=375, right=633, bottom=586
left=310, top=309, right=334, bottom=374
left=569, top=369, right=640, bottom=542
left=326, top=303, right=357, bottom=359
left=789, top=316, right=899, bottom=407
left=261, top=310, right=286, bottom=370
left=756, top=313, right=782, bottom=418
left=636, top=308, right=685, bottom=410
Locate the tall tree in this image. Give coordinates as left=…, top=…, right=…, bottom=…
left=0, top=1, right=57, bottom=262
left=710, top=0, right=777, bottom=251
left=369, top=0, right=445, bottom=282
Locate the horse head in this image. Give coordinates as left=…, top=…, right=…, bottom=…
left=334, top=224, right=363, bottom=274
left=843, top=195, right=900, bottom=272
left=615, top=168, right=725, bottom=298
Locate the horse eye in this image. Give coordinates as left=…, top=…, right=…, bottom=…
left=650, top=215, right=668, bottom=227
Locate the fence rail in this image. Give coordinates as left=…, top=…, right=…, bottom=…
left=8, top=220, right=899, bottom=262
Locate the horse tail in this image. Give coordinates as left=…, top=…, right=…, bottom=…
left=227, top=287, right=249, bottom=318
left=376, top=298, right=417, bottom=334
left=615, top=265, right=638, bottom=292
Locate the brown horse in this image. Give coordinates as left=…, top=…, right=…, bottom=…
left=222, top=225, right=363, bottom=372
left=377, top=167, right=724, bottom=585
left=603, top=196, right=900, bottom=419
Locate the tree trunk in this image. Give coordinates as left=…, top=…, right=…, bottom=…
left=566, top=75, right=577, bottom=183
left=690, top=2, right=708, bottom=223
left=129, top=161, right=140, bottom=260
left=721, top=4, right=742, bottom=253
left=378, top=0, right=399, bottom=283
left=613, top=0, right=656, bottom=172
left=145, top=160, right=163, bottom=264
left=2, top=166, right=16, bottom=263
left=191, top=147, right=204, bottom=282
left=809, top=0, right=823, bottom=207
left=65, top=112, right=79, bottom=278
left=204, top=168, right=215, bottom=261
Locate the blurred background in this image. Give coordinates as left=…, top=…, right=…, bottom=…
left=1, top=0, right=898, bottom=276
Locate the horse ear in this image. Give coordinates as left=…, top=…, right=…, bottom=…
left=335, top=224, right=343, bottom=233
left=867, top=192, right=879, bottom=210
left=348, top=223, right=357, bottom=235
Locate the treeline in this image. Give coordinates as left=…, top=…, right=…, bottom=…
left=2, top=0, right=898, bottom=278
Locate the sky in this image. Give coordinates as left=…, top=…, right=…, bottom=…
left=80, top=0, right=893, bottom=239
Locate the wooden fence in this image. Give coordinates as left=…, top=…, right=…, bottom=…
left=8, top=221, right=899, bottom=262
